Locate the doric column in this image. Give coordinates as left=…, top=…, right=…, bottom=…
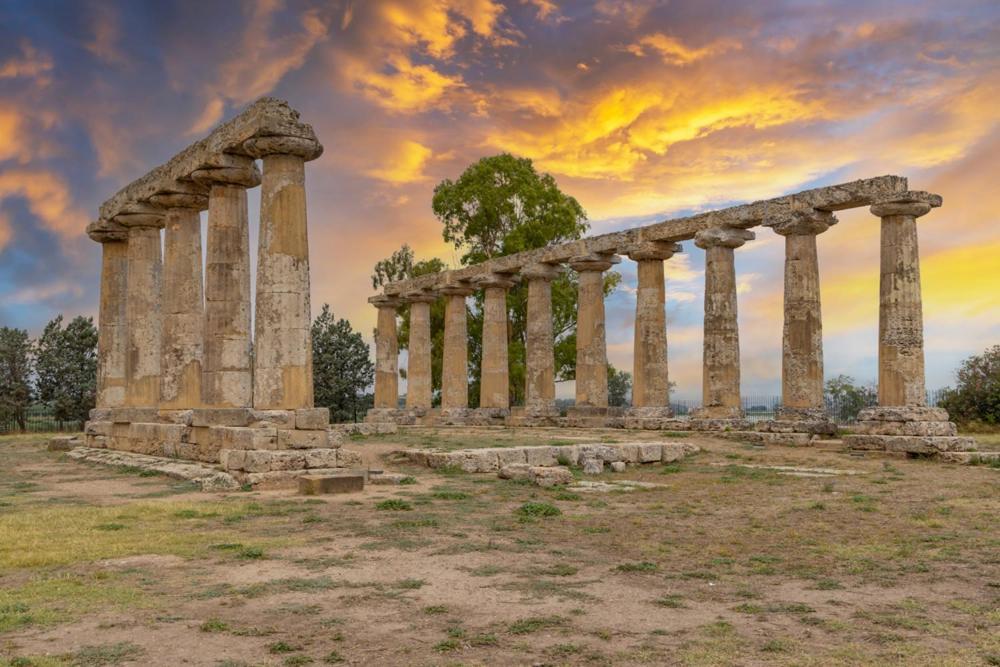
left=371, top=296, right=401, bottom=410
left=243, top=135, right=323, bottom=410
left=149, top=185, right=208, bottom=409
left=403, top=291, right=436, bottom=411
left=766, top=209, right=837, bottom=421
left=522, top=263, right=562, bottom=417
left=115, top=206, right=165, bottom=408
left=191, top=157, right=260, bottom=408
left=692, top=227, right=754, bottom=420
left=440, top=283, right=474, bottom=411
left=871, top=191, right=941, bottom=407
left=89, top=222, right=129, bottom=408
left=626, top=241, right=681, bottom=414
left=475, top=273, right=517, bottom=410
left=569, top=253, right=620, bottom=409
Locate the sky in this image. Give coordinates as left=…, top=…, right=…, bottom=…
left=0, top=0, right=997, bottom=401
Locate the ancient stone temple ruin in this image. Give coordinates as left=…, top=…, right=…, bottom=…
left=367, top=177, right=977, bottom=458
left=84, top=98, right=361, bottom=487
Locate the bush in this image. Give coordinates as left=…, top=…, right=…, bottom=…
left=939, top=345, right=1000, bottom=427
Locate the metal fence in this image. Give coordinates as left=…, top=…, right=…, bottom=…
left=0, top=404, right=83, bottom=435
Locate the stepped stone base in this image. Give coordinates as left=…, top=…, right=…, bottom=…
left=365, top=408, right=417, bottom=425
left=843, top=406, right=976, bottom=457
left=67, top=447, right=239, bottom=490
left=506, top=405, right=561, bottom=427
left=564, top=406, right=625, bottom=428
left=715, top=431, right=817, bottom=447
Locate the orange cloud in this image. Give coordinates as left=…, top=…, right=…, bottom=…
left=627, top=33, right=742, bottom=65
left=366, top=139, right=434, bottom=184
left=83, top=4, right=129, bottom=67
left=0, top=169, right=89, bottom=245
left=344, top=54, right=465, bottom=113
left=0, top=40, right=53, bottom=84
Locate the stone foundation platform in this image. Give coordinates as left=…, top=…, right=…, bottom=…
left=564, top=406, right=625, bottom=428
left=842, top=406, right=976, bottom=457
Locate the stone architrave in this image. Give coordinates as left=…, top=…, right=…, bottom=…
left=626, top=241, right=681, bottom=415
left=692, top=227, right=754, bottom=419
left=871, top=192, right=939, bottom=407
left=244, top=135, right=323, bottom=410
left=404, top=291, right=437, bottom=411
left=440, top=282, right=474, bottom=411
left=192, top=155, right=260, bottom=408
left=476, top=273, right=517, bottom=410
left=522, top=263, right=563, bottom=417
left=371, top=296, right=401, bottom=410
left=150, top=186, right=208, bottom=409
left=89, top=222, right=129, bottom=408
left=766, top=208, right=837, bottom=422
left=117, top=207, right=166, bottom=408
left=568, top=253, right=620, bottom=409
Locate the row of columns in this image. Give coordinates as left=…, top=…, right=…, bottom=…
left=93, top=141, right=320, bottom=412
left=372, top=192, right=938, bottom=417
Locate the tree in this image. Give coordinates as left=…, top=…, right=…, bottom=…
left=939, top=345, right=1000, bottom=427
left=0, top=327, right=33, bottom=432
left=824, top=374, right=876, bottom=423
left=431, top=153, right=618, bottom=405
left=608, top=365, right=632, bottom=407
left=34, top=315, right=98, bottom=427
left=312, top=304, right=375, bottom=423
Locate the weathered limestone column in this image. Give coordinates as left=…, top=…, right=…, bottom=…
left=116, top=207, right=165, bottom=408
left=692, top=227, right=754, bottom=420
left=522, top=263, right=562, bottom=418
left=243, top=136, right=323, bottom=410
left=370, top=296, right=401, bottom=411
left=476, top=273, right=517, bottom=411
left=440, top=283, right=474, bottom=413
left=90, top=222, right=129, bottom=408
left=192, top=156, right=260, bottom=408
left=626, top=241, right=681, bottom=416
left=766, top=209, right=837, bottom=426
left=150, top=186, right=208, bottom=409
left=872, top=192, right=940, bottom=407
left=404, top=291, right=436, bottom=411
left=569, top=253, right=620, bottom=410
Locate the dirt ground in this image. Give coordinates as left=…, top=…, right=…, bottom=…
left=1, top=428, right=997, bottom=666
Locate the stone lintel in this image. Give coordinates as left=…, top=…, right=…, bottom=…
left=94, top=97, right=322, bottom=233
left=694, top=227, right=754, bottom=250
left=401, top=290, right=437, bottom=304
left=626, top=240, right=682, bottom=262
left=375, top=175, right=908, bottom=296
left=568, top=253, right=620, bottom=273
left=870, top=190, right=942, bottom=219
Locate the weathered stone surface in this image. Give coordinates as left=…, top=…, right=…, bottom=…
left=843, top=434, right=976, bottom=454
left=628, top=246, right=679, bottom=411
left=368, top=472, right=412, bottom=485
left=523, top=264, right=560, bottom=413
left=497, top=447, right=528, bottom=466
left=478, top=276, right=516, bottom=409
left=249, top=410, right=296, bottom=428
left=498, top=463, right=533, bottom=481
left=570, top=254, right=618, bottom=408
left=857, top=406, right=949, bottom=422
left=371, top=297, right=400, bottom=409
left=48, top=436, right=80, bottom=451
left=938, top=451, right=1000, bottom=465
left=192, top=408, right=252, bottom=427
left=212, top=426, right=277, bottom=450
left=303, top=448, right=340, bottom=468
left=295, top=408, right=329, bottom=430
left=532, top=466, right=573, bottom=487
left=406, top=297, right=434, bottom=410
left=523, top=446, right=560, bottom=467
left=337, top=450, right=363, bottom=467
left=440, top=287, right=473, bottom=409
left=582, top=458, right=604, bottom=475
left=853, top=420, right=957, bottom=436
left=160, top=207, right=204, bottom=409
left=86, top=421, right=113, bottom=437
left=610, top=461, right=627, bottom=473
left=67, top=447, right=239, bottom=490
left=124, top=225, right=162, bottom=407
left=299, top=474, right=364, bottom=495
left=95, top=238, right=128, bottom=408
left=756, top=419, right=837, bottom=436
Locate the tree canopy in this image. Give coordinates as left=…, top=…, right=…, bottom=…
left=312, top=304, right=374, bottom=423
left=939, top=345, right=1000, bottom=427
left=0, top=327, right=33, bottom=431
left=34, top=315, right=98, bottom=426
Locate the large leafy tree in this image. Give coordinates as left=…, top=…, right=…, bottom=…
left=312, top=304, right=375, bottom=423
left=0, top=327, right=33, bottom=432
left=939, top=345, right=1000, bottom=427
left=34, top=315, right=98, bottom=427
left=608, top=365, right=632, bottom=407
left=432, top=153, right=618, bottom=405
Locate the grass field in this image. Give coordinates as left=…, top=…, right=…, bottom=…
left=0, top=430, right=997, bottom=666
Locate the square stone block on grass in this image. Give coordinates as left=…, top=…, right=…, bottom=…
left=298, top=473, right=365, bottom=495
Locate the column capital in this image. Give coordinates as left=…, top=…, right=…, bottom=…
left=626, top=241, right=681, bottom=262
left=568, top=253, right=620, bottom=273
left=439, top=281, right=475, bottom=297
left=149, top=187, right=209, bottom=211
left=870, top=190, right=942, bottom=219
left=113, top=202, right=166, bottom=229
left=694, top=226, right=754, bottom=250
left=243, top=135, right=323, bottom=160
left=766, top=208, right=837, bottom=236
left=191, top=153, right=262, bottom=188
left=369, top=295, right=401, bottom=309
left=475, top=272, right=518, bottom=290
left=402, top=290, right=437, bottom=304
left=87, top=220, right=128, bottom=243
left=520, top=262, right=563, bottom=282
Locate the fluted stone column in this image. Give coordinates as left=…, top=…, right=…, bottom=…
left=440, top=283, right=474, bottom=412
left=692, top=227, right=754, bottom=420
left=117, top=209, right=165, bottom=408
left=872, top=192, right=940, bottom=407
left=404, top=291, right=436, bottom=411
left=150, top=187, right=208, bottom=409
left=522, top=263, right=562, bottom=418
left=476, top=273, right=517, bottom=411
left=569, top=253, right=620, bottom=410
left=244, top=136, right=323, bottom=410
left=371, top=296, right=401, bottom=411
left=626, top=241, right=681, bottom=417
left=192, top=156, right=260, bottom=408
left=91, top=223, right=129, bottom=409
left=766, top=209, right=837, bottom=423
